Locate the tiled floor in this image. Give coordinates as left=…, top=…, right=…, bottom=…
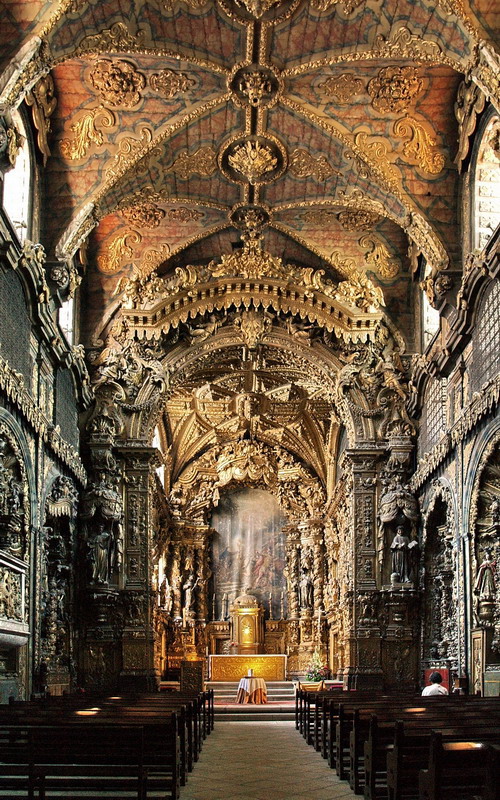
left=181, top=721, right=355, bottom=800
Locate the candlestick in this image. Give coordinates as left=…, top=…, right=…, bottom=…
left=212, top=593, right=216, bottom=621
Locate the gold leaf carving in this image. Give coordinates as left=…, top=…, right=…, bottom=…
left=166, top=207, right=203, bottom=222
left=25, top=73, right=57, bottom=166
left=238, top=71, right=273, bottom=107
left=140, top=243, right=171, bottom=277
left=328, top=250, right=357, bottom=278
left=235, top=0, right=281, bottom=17
left=374, top=26, right=443, bottom=62
left=338, top=210, right=381, bottom=231
left=289, top=149, right=339, bottom=181
left=168, top=146, right=218, bottom=179
left=76, top=22, right=146, bottom=56
left=209, top=232, right=289, bottom=279
left=353, top=132, right=399, bottom=187
left=359, top=235, right=399, bottom=279
left=394, top=116, right=445, bottom=174
left=368, top=66, right=423, bottom=114
left=105, top=127, right=157, bottom=181
left=120, top=201, right=165, bottom=229
left=97, top=231, right=142, bottom=274
left=60, top=106, right=115, bottom=160
left=311, top=0, right=364, bottom=13
left=333, top=272, right=385, bottom=311
left=235, top=310, right=271, bottom=348
left=318, top=73, right=364, bottom=103
left=149, top=69, right=196, bottom=99
left=89, top=59, right=146, bottom=108
left=302, top=209, right=337, bottom=226
left=228, top=140, right=277, bottom=184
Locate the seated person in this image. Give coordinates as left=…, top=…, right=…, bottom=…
left=422, top=671, right=448, bottom=696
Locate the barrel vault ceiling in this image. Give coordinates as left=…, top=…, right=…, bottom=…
left=0, top=0, right=498, bottom=485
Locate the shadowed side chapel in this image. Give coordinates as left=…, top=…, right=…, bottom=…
left=0, top=0, right=499, bottom=796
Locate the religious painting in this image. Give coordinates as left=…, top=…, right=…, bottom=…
left=210, top=488, right=287, bottom=619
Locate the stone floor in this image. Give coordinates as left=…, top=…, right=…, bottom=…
left=181, top=721, right=356, bottom=800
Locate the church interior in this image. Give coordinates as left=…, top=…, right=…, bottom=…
left=0, top=0, right=499, bottom=794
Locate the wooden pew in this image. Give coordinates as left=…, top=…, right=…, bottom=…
left=419, top=733, right=497, bottom=800
left=0, top=719, right=181, bottom=799
left=0, top=690, right=210, bottom=788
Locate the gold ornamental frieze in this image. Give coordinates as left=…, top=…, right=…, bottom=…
left=88, top=59, right=146, bottom=108
left=289, top=149, right=339, bottom=181
left=167, top=146, right=218, bottom=179
left=229, top=64, right=281, bottom=109
left=149, top=69, right=196, bottom=99
left=73, top=22, right=148, bottom=57
left=393, top=117, right=446, bottom=175
left=318, top=73, right=364, bottom=103
left=301, top=209, right=337, bottom=226
left=220, top=135, right=287, bottom=185
left=97, top=230, right=142, bottom=274
left=368, top=66, right=423, bottom=114
left=359, top=235, right=399, bottom=279
left=338, top=209, right=382, bottom=231
left=117, top=262, right=383, bottom=343
left=310, top=0, right=364, bottom=14
left=120, top=201, right=165, bottom=229
left=60, top=105, right=115, bottom=160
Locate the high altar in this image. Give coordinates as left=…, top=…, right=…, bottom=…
left=209, top=655, right=287, bottom=681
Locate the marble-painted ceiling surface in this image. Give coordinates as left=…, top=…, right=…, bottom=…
left=0, top=0, right=498, bottom=347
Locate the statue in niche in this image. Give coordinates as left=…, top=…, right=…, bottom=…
left=183, top=573, right=199, bottom=614
left=159, top=576, right=173, bottom=614
left=299, top=568, right=314, bottom=610
left=91, top=522, right=114, bottom=584
left=0, top=435, right=24, bottom=554
left=390, top=525, right=418, bottom=584
left=474, top=550, right=496, bottom=601
left=81, top=467, right=123, bottom=586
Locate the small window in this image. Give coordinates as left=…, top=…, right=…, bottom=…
left=3, top=111, right=32, bottom=242
left=58, top=297, right=74, bottom=344
left=421, top=261, right=440, bottom=349
left=473, top=113, right=500, bottom=251
left=153, top=426, right=165, bottom=488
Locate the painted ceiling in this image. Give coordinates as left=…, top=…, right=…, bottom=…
left=1, top=0, right=498, bottom=347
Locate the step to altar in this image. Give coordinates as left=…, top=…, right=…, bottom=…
left=207, top=680, right=296, bottom=706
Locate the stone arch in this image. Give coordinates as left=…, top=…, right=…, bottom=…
left=472, top=107, right=500, bottom=251
left=421, top=478, right=459, bottom=672
left=0, top=409, right=35, bottom=699
left=37, top=473, right=79, bottom=693
left=465, top=420, right=500, bottom=692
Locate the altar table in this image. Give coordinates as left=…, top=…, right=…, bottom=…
left=209, top=654, right=286, bottom=681
left=236, top=677, right=267, bottom=704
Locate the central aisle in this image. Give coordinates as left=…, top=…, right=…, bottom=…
left=181, top=721, right=355, bottom=800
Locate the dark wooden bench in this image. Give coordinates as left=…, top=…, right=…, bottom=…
left=419, top=733, right=499, bottom=800
left=0, top=720, right=181, bottom=799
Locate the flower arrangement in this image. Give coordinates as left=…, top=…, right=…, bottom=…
left=305, top=648, right=329, bottom=681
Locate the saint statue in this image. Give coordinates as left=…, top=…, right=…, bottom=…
left=159, top=576, right=173, bottom=614
left=91, top=522, right=113, bottom=584
left=474, top=550, right=496, bottom=601
left=390, top=525, right=417, bottom=584
left=183, top=573, right=199, bottom=612
left=299, top=568, right=313, bottom=609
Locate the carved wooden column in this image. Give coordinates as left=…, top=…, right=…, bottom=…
left=193, top=528, right=211, bottom=622
left=169, top=539, right=182, bottom=620
left=346, top=449, right=384, bottom=690
left=118, top=443, right=158, bottom=691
